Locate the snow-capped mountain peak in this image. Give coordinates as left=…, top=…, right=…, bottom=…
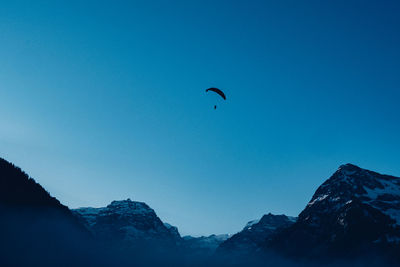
left=266, top=164, right=400, bottom=260
left=305, top=164, right=400, bottom=226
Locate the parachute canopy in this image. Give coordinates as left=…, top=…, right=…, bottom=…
left=205, top=88, right=226, bottom=100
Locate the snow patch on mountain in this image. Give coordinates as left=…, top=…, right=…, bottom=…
left=244, top=219, right=260, bottom=230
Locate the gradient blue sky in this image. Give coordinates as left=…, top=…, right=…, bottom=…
left=1, top=0, right=400, bottom=236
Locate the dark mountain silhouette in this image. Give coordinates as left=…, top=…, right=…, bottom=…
left=0, top=157, right=68, bottom=209
left=0, top=157, right=112, bottom=266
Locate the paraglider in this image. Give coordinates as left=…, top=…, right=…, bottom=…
left=206, top=87, right=226, bottom=109
left=206, top=88, right=226, bottom=100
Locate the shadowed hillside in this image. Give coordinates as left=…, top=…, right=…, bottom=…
left=0, top=158, right=106, bottom=266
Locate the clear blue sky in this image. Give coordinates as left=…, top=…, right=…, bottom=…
left=1, top=0, right=400, bottom=236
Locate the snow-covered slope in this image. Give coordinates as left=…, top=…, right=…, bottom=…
left=72, top=199, right=181, bottom=246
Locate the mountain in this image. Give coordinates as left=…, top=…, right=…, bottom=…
left=164, top=222, right=181, bottom=239
left=3, top=156, right=400, bottom=266
left=183, top=234, right=229, bottom=256
left=0, top=158, right=69, bottom=209
left=0, top=158, right=185, bottom=266
left=0, top=157, right=96, bottom=266
left=72, top=199, right=181, bottom=248
left=265, top=164, right=400, bottom=263
left=217, top=213, right=296, bottom=255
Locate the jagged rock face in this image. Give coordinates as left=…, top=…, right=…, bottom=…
left=267, top=164, right=400, bottom=260
left=73, top=199, right=181, bottom=246
left=217, top=213, right=296, bottom=254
